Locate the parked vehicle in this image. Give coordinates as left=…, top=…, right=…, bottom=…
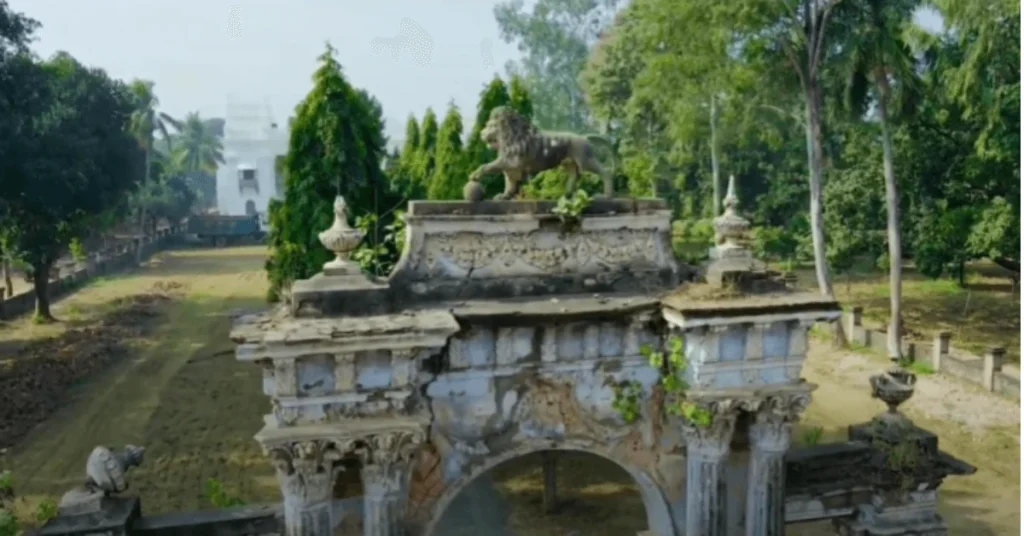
left=187, top=214, right=264, bottom=247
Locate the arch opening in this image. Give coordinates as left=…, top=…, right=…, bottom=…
left=427, top=448, right=672, bottom=536
left=244, top=199, right=257, bottom=216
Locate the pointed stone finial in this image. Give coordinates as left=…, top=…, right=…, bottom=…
left=713, top=175, right=749, bottom=248
left=723, top=174, right=739, bottom=213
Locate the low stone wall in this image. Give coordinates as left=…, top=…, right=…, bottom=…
left=845, top=307, right=1020, bottom=399
left=0, top=226, right=183, bottom=321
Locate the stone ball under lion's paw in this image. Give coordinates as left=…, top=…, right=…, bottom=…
left=463, top=179, right=485, bottom=202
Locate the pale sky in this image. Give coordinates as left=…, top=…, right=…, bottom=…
left=10, top=0, right=523, bottom=145
left=10, top=1, right=943, bottom=147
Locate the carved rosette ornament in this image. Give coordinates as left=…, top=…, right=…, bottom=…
left=268, top=440, right=344, bottom=536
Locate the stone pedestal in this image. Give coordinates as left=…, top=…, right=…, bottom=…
left=682, top=409, right=737, bottom=536
left=745, top=393, right=810, bottom=536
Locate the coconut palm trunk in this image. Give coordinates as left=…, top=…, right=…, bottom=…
left=875, top=72, right=903, bottom=363
left=805, top=80, right=848, bottom=347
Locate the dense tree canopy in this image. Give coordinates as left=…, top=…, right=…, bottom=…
left=577, top=0, right=1018, bottom=285
left=1, top=49, right=140, bottom=319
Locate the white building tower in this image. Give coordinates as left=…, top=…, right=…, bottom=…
left=215, top=97, right=289, bottom=222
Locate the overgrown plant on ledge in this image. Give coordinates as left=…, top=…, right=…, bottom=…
left=610, top=336, right=714, bottom=428
left=552, top=190, right=592, bottom=233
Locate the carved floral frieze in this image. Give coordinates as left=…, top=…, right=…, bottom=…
left=410, top=229, right=665, bottom=277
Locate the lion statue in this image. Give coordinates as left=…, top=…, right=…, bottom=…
left=467, top=106, right=617, bottom=200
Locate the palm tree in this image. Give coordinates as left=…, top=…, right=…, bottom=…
left=172, top=112, right=224, bottom=174
left=128, top=80, right=179, bottom=260
left=835, top=0, right=921, bottom=364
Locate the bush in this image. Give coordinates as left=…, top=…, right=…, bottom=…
left=671, top=219, right=715, bottom=264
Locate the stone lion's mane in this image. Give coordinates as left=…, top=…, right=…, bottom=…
left=489, top=108, right=542, bottom=159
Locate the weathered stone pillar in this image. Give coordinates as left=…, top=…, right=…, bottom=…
left=349, top=430, right=425, bottom=536
left=745, top=393, right=811, bottom=536
left=681, top=403, right=737, bottom=536
left=269, top=440, right=344, bottom=536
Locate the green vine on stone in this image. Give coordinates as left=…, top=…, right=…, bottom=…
left=640, top=336, right=714, bottom=428
left=609, top=379, right=644, bottom=424
left=552, top=190, right=592, bottom=233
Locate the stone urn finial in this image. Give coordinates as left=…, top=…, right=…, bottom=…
left=869, top=366, right=917, bottom=425
left=318, top=196, right=364, bottom=276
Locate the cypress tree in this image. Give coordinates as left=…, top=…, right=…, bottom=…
left=427, top=102, right=468, bottom=200
left=393, top=115, right=423, bottom=198
left=411, top=108, right=439, bottom=196
left=467, top=76, right=512, bottom=197
left=508, top=75, right=534, bottom=121
left=265, top=43, right=390, bottom=298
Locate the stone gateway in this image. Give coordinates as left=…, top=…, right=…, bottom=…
left=226, top=193, right=973, bottom=536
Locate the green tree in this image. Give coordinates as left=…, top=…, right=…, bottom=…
left=265, top=43, right=393, bottom=298
left=392, top=115, right=424, bottom=198
left=410, top=108, right=440, bottom=197
left=0, top=1, right=40, bottom=300
left=172, top=111, right=224, bottom=174
left=128, top=80, right=179, bottom=261
left=494, top=0, right=625, bottom=131
left=427, top=102, right=468, bottom=200
left=832, top=0, right=921, bottom=361
left=508, top=74, right=534, bottom=120
left=2, top=52, right=140, bottom=321
left=467, top=76, right=512, bottom=197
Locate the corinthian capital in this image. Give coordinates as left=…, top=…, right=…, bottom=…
left=757, top=392, right=812, bottom=424
left=679, top=398, right=743, bottom=456
left=266, top=439, right=344, bottom=504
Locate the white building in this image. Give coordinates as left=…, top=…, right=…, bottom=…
left=215, top=98, right=289, bottom=223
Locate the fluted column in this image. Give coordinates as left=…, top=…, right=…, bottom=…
left=745, top=393, right=810, bottom=536
left=681, top=402, right=738, bottom=536
left=269, top=440, right=344, bottom=536
left=348, top=430, right=425, bottom=536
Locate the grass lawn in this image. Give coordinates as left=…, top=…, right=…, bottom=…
left=787, top=261, right=1020, bottom=363
left=2, top=247, right=280, bottom=524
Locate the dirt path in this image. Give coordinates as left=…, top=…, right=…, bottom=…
left=4, top=247, right=279, bottom=517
